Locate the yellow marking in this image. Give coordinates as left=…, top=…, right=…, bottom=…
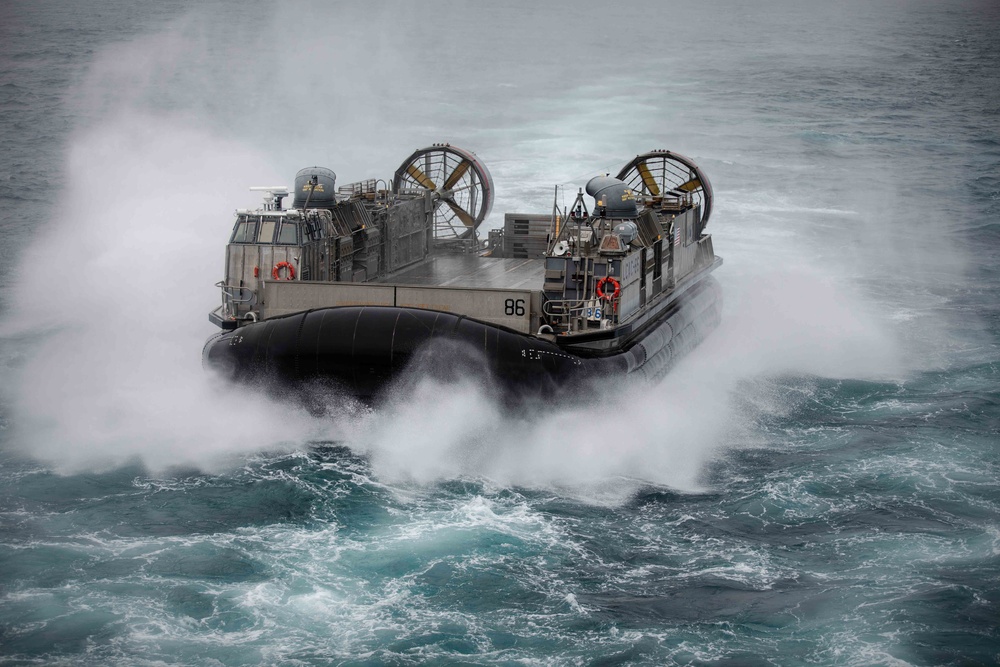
left=637, top=162, right=660, bottom=196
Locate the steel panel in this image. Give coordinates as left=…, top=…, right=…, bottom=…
left=396, top=286, right=533, bottom=333
left=261, top=282, right=395, bottom=319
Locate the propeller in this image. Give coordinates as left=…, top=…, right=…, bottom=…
left=393, top=144, right=494, bottom=241
left=616, top=150, right=713, bottom=230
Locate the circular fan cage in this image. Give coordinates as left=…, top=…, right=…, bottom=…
left=393, top=144, right=494, bottom=244
left=616, top=150, right=713, bottom=230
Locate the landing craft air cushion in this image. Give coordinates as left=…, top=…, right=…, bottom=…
left=203, top=145, right=723, bottom=399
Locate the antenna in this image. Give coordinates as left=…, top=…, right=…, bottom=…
left=249, top=186, right=289, bottom=211
left=301, top=175, right=319, bottom=211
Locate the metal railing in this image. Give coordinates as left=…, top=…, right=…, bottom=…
left=216, top=281, right=255, bottom=317
left=542, top=296, right=619, bottom=332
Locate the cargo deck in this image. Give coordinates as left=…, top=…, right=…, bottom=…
left=373, top=254, right=545, bottom=290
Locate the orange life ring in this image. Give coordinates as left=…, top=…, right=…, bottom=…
left=272, top=261, right=296, bottom=280
left=596, top=276, right=620, bottom=301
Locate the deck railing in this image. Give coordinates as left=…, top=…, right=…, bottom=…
left=542, top=296, right=619, bottom=332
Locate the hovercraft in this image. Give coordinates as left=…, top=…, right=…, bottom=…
left=203, top=145, right=723, bottom=400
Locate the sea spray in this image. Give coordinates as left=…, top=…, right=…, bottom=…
left=2, top=116, right=341, bottom=471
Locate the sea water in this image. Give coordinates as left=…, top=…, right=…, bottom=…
left=1, top=1, right=998, bottom=664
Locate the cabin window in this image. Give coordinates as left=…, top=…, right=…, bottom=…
left=277, top=221, right=299, bottom=245
left=685, top=214, right=695, bottom=246
left=653, top=241, right=662, bottom=279
left=231, top=220, right=257, bottom=243
left=257, top=218, right=277, bottom=244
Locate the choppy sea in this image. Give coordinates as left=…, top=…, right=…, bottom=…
left=1, top=1, right=998, bottom=665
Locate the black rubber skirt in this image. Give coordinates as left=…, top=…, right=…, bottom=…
left=203, top=277, right=721, bottom=400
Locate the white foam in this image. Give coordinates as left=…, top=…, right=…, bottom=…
left=1, top=114, right=340, bottom=473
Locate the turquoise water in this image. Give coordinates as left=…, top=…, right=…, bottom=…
left=1, top=1, right=998, bottom=664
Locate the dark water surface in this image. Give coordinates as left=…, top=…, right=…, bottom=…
left=1, top=1, right=998, bottom=665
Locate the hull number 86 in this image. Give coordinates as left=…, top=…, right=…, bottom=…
left=504, top=298, right=526, bottom=317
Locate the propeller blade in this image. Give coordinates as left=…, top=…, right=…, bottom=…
left=406, top=164, right=437, bottom=191
left=637, top=162, right=661, bottom=197
left=444, top=198, right=476, bottom=227
left=443, top=160, right=471, bottom=190
left=676, top=177, right=702, bottom=193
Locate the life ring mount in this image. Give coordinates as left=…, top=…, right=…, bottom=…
left=596, top=276, right=620, bottom=301
left=272, top=261, right=296, bottom=280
